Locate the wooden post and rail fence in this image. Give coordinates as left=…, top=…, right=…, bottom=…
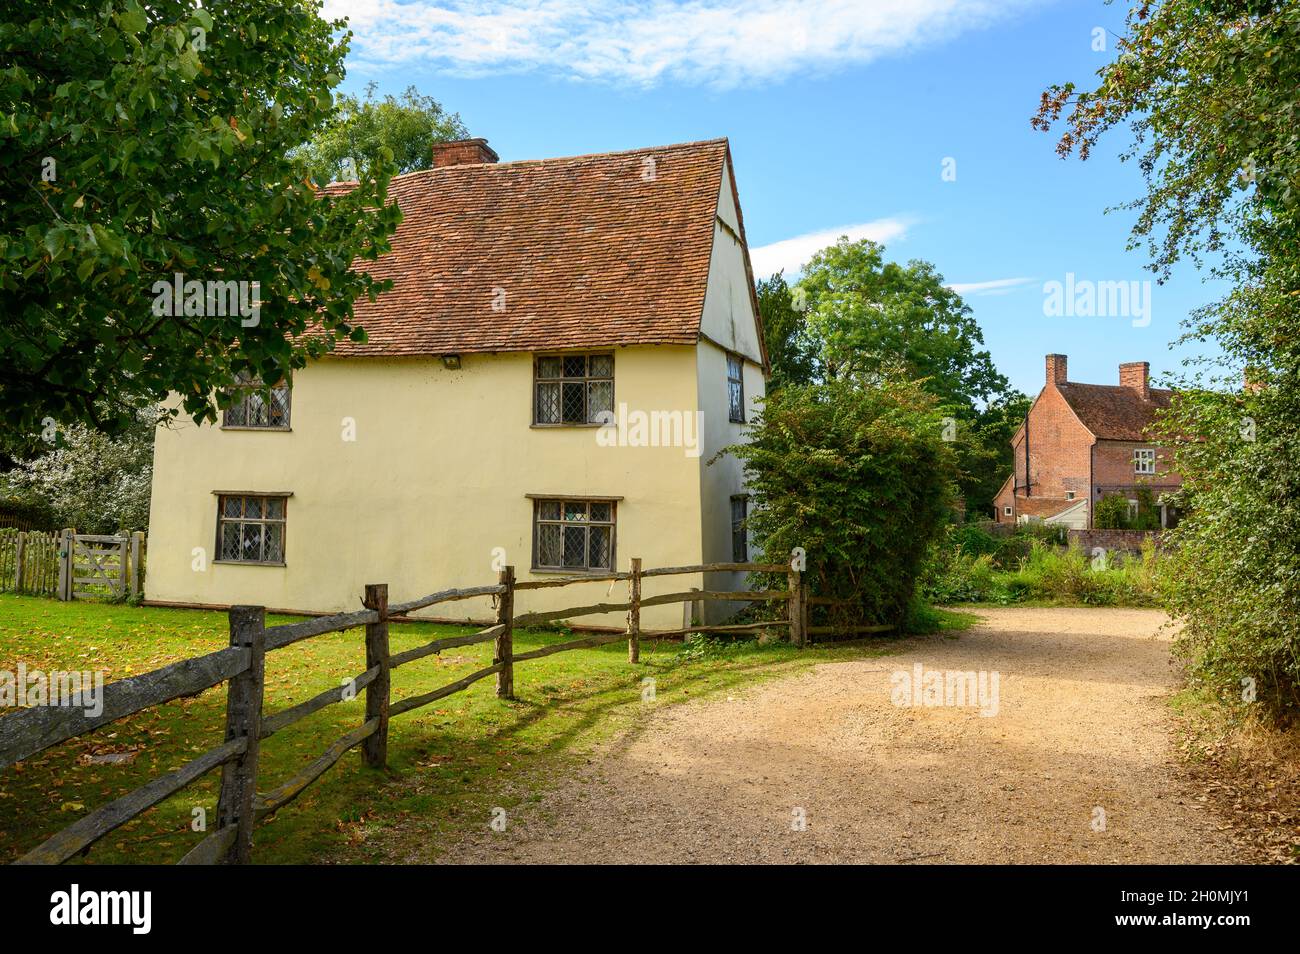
left=0, top=556, right=891, bottom=865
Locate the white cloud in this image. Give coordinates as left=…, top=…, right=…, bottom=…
left=323, top=0, right=1033, bottom=88
left=946, top=277, right=1036, bottom=296
left=748, top=218, right=911, bottom=278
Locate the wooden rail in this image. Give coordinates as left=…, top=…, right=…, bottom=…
left=1, top=553, right=891, bottom=864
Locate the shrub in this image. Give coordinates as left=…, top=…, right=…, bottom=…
left=922, top=534, right=1161, bottom=607
left=725, top=377, right=957, bottom=631
left=1096, top=488, right=1161, bottom=531
left=1095, top=493, right=1130, bottom=530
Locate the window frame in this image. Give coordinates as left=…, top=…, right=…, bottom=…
left=1133, top=448, right=1156, bottom=475
left=530, top=497, right=618, bottom=573
left=221, top=371, right=292, bottom=430
left=532, top=352, right=615, bottom=427
left=730, top=494, right=748, bottom=563
left=726, top=352, right=745, bottom=424
left=214, top=492, right=290, bottom=566
left=1003, top=505, right=1013, bottom=517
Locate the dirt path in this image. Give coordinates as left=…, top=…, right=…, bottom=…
left=430, top=608, right=1248, bottom=864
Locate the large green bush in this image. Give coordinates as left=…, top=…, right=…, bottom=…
left=724, top=377, right=957, bottom=632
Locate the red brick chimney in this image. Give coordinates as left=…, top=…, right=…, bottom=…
left=1046, top=354, right=1067, bottom=387
left=431, top=138, right=499, bottom=168
left=1119, top=361, right=1150, bottom=400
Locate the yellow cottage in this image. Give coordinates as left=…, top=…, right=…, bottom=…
left=145, top=138, right=767, bottom=629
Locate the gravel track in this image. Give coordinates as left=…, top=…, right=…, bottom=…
left=428, top=608, right=1247, bottom=864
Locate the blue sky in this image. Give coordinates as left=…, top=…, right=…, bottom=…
left=323, top=0, right=1226, bottom=397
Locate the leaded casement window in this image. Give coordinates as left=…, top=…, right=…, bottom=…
left=534, top=354, right=614, bottom=425
left=726, top=353, right=745, bottom=423
left=216, top=494, right=288, bottom=564
left=730, top=495, right=748, bottom=562
left=532, top=499, right=616, bottom=571
left=1133, top=448, right=1156, bottom=475
left=222, top=371, right=291, bottom=429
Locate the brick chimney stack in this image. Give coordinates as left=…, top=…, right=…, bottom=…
left=431, top=138, right=499, bottom=168
left=1119, top=361, right=1150, bottom=400
left=1046, top=354, right=1067, bottom=387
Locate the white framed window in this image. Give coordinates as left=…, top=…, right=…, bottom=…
left=1003, top=506, right=1013, bottom=517
left=1127, top=499, right=1139, bottom=520
left=1065, top=491, right=1076, bottom=500
left=1134, top=448, right=1156, bottom=475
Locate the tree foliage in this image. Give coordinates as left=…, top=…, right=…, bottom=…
left=724, top=377, right=957, bottom=631
left=295, top=83, right=468, bottom=186
left=799, top=238, right=1011, bottom=408
left=754, top=239, right=1021, bottom=515
left=0, top=0, right=403, bottom=437
left=754, top=272, right=818, bottom=393
left=1037, top=0, right=1300, bottom=718
left=3, top=413, right=157, bottom=533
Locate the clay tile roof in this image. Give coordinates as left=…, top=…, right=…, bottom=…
left=323, top=138, right=732, bottom=357
left=1056, top=383, right=1174, bottom=441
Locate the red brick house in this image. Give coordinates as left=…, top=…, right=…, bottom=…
left=993, top=354, right=1181, bottom=529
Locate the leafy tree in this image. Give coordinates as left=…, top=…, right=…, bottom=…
left=961, top=390, right=1032, bottom=516
left=797, top=238, right=1011, bottom=408
left=0, top=0, right=403, bottom=437
left=754, top=271, right=818, bottom=391
left=296, top=83, right=468, bottom=186
left=725, top=377, right=957, bottom=632
left=3, top=412, right=157, bottom=533
left=1036, top=0, right=1300, bottom=716
left=777, top=238, right=1017, bottom=515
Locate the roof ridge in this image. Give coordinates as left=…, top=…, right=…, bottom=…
left=385, top=137, right=730, bottom=184
left=1060, top=381, right=1173, bottom=394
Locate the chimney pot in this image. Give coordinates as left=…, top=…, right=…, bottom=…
left=431, top=138, right=498, bottom=168
left=1046, top=354, right=1067, bottom=386
left=1119, top=361, right=1150, bottom=400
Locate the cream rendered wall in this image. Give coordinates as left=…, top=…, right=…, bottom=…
left=694, top=160, right=768, bottom=623
left=146, top=346, right=708, bottom=629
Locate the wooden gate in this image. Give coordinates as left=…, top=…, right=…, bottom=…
left=52, top=531, right=146, bottom=601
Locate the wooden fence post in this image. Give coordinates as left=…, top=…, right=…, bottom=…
left=495, top=566, right=515, bottom=699
left=129, top=531, right=144, bottom=600
left=627, top=557, right=642, bottom=663
left=56, top=528, right=73, bottom=601
left=788, top=567, right=805, bottom=647
left=217, top=605, right=266, bottom=864
left=13, top=531, right=25, bottom=593
left=361, top=583, right=390, bottom=769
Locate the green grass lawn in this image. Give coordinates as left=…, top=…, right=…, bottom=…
left=0, top=595, right=975, bottom=864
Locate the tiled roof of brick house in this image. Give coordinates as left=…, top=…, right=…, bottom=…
left=1056, top=382, right=1173, bottom=441
left=320, top=138, right=747, bottom=357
